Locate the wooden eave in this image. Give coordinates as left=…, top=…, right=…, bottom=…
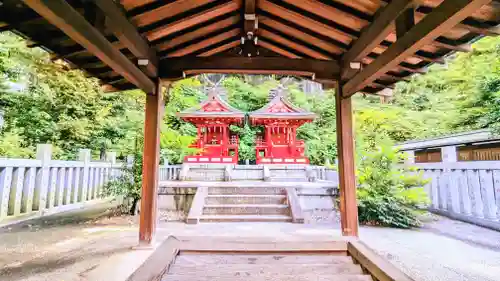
left=1, top=0, right=498, bottom=96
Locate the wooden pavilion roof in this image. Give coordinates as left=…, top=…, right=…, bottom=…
left=2, top=0, right=499, bottom=97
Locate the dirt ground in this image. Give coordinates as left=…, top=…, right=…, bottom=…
left=1, top=203, right=500, bottom=281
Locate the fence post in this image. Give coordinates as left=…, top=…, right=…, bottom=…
left=0, top=167, right=13, bottom=219
left=105, top=152, right=117, bottom=164
left=33, top=144, right=52, bottom=211
left=78, top=149, right=91, bottom=202
left=442, top=146, right=458, bottom=163
left=404, top=150, right=415, bottom=165
left=103, top=152, right=117, bottom=196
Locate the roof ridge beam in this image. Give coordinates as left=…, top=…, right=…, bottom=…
left=342, top=0, right=493, bottom=97
left=21, top=0, right=155, bottom=93
left=95, top=0, right=158, bottom=77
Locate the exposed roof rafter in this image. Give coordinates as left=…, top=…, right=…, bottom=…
left=95, top=0, right=158, bottom=77
left=20, top=0, right=155, bottom=93
left=343, top=0, right=493, bottom=97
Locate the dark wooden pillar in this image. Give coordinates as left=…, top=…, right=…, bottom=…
left=139, top=80, right=163, bottom=246
left=334, top=82, right=359, bottom=237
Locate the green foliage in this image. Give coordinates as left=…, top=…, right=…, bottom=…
left=103, top=136, right=143, bottom=214
left=0, top=130, right=34, bottom=158
left=230, top=124, right=258, bottom=161
left=160, top=127, right=198, bottom=164
left=357, top=145, right=430, bottom=228
left=0, top=32, right=144, bottom=159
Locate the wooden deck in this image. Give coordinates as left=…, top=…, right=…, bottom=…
left=127, top=236, right=414, bottom=281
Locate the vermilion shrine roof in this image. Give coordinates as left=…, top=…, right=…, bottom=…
left=178, top=89, right=244, bottom=121
left=249, top=86, right=316, bottom=121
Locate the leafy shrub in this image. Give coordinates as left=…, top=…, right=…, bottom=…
left=103, top=137, right=143, bottom=215
left=357, top=145, right=429, bottom=228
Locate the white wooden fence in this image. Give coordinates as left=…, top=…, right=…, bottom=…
left=413, top=161, right=500, bottom=229
left=0, top=145, right=123, bottom=225
left=159, top=165, right=182, bottom=181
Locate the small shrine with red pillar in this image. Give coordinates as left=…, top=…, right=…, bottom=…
left=178, top=90, right=244, bottom=164
left=250, top=86, right=315, bottom=164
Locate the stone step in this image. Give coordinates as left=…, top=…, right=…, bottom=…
left=205, top=194, right=287, bottom=205
left=208, top=186, right=286, bottom=195
left=175, top=254, right=353, bottom=265
left=164, top=274, right=371, bottom=281
left=198, top=214, right=292, bottom=222
left=168, top=264, right=363, bottom=275
left=203, top=204, right=290, bottom=215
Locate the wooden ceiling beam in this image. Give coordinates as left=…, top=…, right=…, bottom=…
left=415, top=7, right=500, bottom=36
left=198, top=40, right=240, bottom=57
left=159, top=57, right=340, bottom=81
left=343, top=0, right=492, bottom=97
left=340, top=0, right=415, bottom=79
left=431, top=39, right=472, bottom=52
left=258, top=28, right=333, bottom=60
left=162, top=29, right=240, bottom=58
left=131, top=0, right=216, bottom=27
left=154, top=16, right=240, bottom=52
left=258, top=0, right=354, bottom=44
left=144, top=0, right=241, bottom=42
left=21, top=0, right=155, bottom=93
left=95, top=0, right=158, bottom=77
left=259, top=16, right=345, bottom=54
left=257, top=39, right=302, bottom=59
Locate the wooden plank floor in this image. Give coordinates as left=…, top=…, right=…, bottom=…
left=162, top=252, right=372, bottom=281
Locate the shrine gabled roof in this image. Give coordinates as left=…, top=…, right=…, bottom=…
left=178, top=90, right=245, bottom=119
left=249, top=87, right=316, bottom=120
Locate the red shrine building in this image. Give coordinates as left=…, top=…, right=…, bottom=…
left=250, top=87, right=315, bottom=164
left=178, top=90, right=244, bottom=164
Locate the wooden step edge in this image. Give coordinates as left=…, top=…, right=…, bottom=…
left=204, top=204, right=289, bottom=208
left=206, top=194, right=287, bottom=198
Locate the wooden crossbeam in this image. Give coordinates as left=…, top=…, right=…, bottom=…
left=343, top=0, right=492, bottom=97
left=21, top=0, right=155, bottom=93
left=340, top=0, right=415, bottom=79
left=396, top=7, right=416, bottom=39
left=244, top=0, right=257, bottom=34
left=159, top=57, right=340, bottom=81
left=95, top=0, right=158, bottom=77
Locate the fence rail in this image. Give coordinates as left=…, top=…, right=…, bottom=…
left=0, top=146, right=123, bottom=225
left=412, top=161, right=500, bottom=228
left=159, top=165, right=182, bottom=181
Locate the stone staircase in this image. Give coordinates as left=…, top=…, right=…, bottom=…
left=163, top=252, right=373, bottom=281
left=198, top=186, right=293, bottom=222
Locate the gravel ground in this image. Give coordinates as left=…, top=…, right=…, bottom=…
left=1, top=204, right=500, bottom=281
